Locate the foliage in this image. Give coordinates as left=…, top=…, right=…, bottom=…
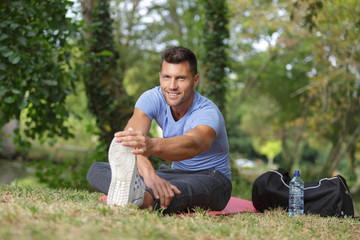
left=140, top=0, right=202, bottom=50
left=291, top=0, right=324, bottom=31
left=230, top=166, right=253, bottom=200
left=199, top=0, right=229, bottom=114
left=255, top=140, right=281, bottom=161
left=112, top=0, right=203, bottom=99
left=21, top=137, right=100, bottom=190
left=56, top=81, right=100, bottom=149
left=21, top=81, right=105, bottom=191
left=286, top=0, right=360, bottom=176
left=227, top=0, right=360, bottom=180
left=0, top=0, right=78, bottom=143
left=30, top=157, right=93, bottom=190
left=226, top=0, right=314, bottom=170
left=1, top=185, right=359, bottom=239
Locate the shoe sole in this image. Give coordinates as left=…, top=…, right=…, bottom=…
left=107, top=138, right=136, bottom=207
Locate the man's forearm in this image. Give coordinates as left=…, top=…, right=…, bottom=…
left=151, top=135, right=203, bottom=162
left=149, top=124, right=216, bottom=162
left=136, top=155, right=157, bottom=177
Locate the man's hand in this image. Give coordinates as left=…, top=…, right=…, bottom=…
left=114, top=128, right=154, bottom=157
left=143, top=172, right=181, bottom=209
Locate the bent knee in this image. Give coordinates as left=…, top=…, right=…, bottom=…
left=87, top=162, right=110, bottom=184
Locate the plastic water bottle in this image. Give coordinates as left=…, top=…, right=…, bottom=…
left=289, top=170, right=304, bottom=217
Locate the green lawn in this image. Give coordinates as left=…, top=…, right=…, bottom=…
left=0, top=185, right=359, bottom=240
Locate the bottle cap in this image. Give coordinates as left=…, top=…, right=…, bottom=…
left=294, top=170, right=300, bottom=177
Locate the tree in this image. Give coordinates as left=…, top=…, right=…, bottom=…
left=119, top=0, right=203, bottom=99
left=255, top=140, right=282, bottom=168
left=0, top=0, right=78, bottom=144
left=291, top=0, right=360, bottom=177
left=111, top=0, right=158, bottom=99
left=199, top=0, right=229, bottom=114
left=228, top=0, right=360, bottom=180
left=80, top=0, right=133, bottom=146
left=227, top=0, right=314, bottom=169
left=141, top=0, right=201, bottom=51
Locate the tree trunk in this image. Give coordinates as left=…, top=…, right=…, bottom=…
left=200, top=0, right=229, bottom=115
left=350, top=179, right=360, bottom=195
left=280, top=128, right=293, bottom=170
left=80, top=0, right=133, bottom=147
left=280, top=127, right=304, bottom=171
left=329, top=125, right=360, bottom=176
left=320, top=125, right=360, bottom=177
left=347, top=145, right=356, bottom=180
left=237, top=53, right=275, bottom=105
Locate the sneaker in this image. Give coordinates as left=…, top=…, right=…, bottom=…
left=107, top=138, right=145, bottom=208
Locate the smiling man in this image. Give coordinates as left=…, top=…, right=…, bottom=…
left=87, top=46, right=232, bottom=213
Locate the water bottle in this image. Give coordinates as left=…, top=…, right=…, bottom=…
left=289, top=170, right=304, bottom=217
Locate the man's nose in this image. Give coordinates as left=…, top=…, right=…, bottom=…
left=169, top=79, right=177, bottom=89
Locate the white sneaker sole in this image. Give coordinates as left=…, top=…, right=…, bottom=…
left=107, top=138, right=136, bottom=207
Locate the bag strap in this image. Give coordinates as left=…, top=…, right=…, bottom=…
left=337, top=175, right=352, bottom=194
left=267, top=169, right=290, bottom=188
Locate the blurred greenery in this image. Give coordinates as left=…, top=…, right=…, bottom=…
left=0, top=0, right=79, bottom=144
left=0, top=0, right=359, bottom=211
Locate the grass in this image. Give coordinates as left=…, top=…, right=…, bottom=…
left=1, top=185, right=359, bottom=240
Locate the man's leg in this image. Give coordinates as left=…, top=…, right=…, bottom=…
left=87, top=162, right=154, bottom=207
left=87, top=162, right=111, bottom=195
left=87, top=148, right=231, bottom=212
left=146, top=164, right=232, bottom=214
left=87, top=163, right=231, bottom=213
left=87, top=162, right=154, bottom=208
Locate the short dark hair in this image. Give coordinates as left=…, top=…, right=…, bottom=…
left=160, top=46, right=197, bottom=76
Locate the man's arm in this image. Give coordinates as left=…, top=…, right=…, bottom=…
left=151, top=125, right=216, bottom=161
left=123, top=108, right=152, bottom=135
left=117, top=122, right=216, bottom=162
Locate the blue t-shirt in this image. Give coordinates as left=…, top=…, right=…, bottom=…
left=135, top=86, right=231, bottom=180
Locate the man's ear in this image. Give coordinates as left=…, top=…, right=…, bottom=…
left=194, top=74, right=200, bottom=88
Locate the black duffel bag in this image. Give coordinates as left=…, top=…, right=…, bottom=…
left=252, top=168, right=354, bottom=217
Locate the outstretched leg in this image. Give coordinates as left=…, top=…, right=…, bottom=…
left=107, top=138, right=146, bottom=207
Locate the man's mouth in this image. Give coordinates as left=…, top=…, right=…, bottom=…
left=167, top=92, right=180, bottom=98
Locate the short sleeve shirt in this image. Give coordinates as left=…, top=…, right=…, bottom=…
left=135, top=86, right=231, bottom=179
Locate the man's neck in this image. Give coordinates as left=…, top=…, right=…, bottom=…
left=170, top=94, right=194, bottom=121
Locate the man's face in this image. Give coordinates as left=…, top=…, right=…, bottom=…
left=160, top=61, right=199, bottom=112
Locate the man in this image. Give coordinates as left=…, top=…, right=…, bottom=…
left=87, top=46, right=232, bottom=214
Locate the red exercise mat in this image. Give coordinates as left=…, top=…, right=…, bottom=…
left=203, top=197, right=257, bottom=216
left=99, top=195, right=257, bottom=215
left=99, top=195, right=107, bottom=202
